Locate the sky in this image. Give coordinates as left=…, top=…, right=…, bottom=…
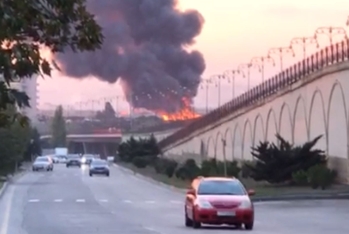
left=38, top=0, right=349, bottom=113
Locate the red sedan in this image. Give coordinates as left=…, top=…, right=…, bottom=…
left=184, top=177, right=255, bottom=230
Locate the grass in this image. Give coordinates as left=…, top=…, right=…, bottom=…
left=117, top=162, right=349, bottom=197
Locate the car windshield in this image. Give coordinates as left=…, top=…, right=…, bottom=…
left=197, top=180, right=246, bottom=195
left=84, top=155, right=94, bottom=159
left=36, top=157, right=48, bottom=162
left=91, top=160, right=107, bottom=166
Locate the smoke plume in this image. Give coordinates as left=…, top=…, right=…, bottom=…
left=55, top=0, right=206, bottom=113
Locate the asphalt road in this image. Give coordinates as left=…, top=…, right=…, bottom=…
left=0, top=164, right=348, bottom=234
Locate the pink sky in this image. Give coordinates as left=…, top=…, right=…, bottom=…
left=38, top=0, right=349, bottom=112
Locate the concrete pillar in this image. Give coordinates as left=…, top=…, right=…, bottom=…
left=82, top=142, right=87, bottom=154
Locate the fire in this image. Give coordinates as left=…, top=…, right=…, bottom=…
left=157, top=98, right=201, bottom=122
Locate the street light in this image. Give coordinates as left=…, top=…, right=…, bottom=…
left=268, top=47, right=295, bottom=72
left=314, top=27, right=347, bottom=46
left=290, top=37, right=319, bottom=60
left=250, top=56, right=275, bottom=83
left=200, top=78, right=211, bottom=113
left=223, top=70, right=239, bottom=99
left=346, top=16, right=349, bottom=26
left=211, top=74, right=223, bottom=107
left=238, top=63, right=258, bottom=91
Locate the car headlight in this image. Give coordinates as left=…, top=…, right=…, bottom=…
left=195, top=199, right=213, bottom=209
left=81, top=158, right=86, bottom=163
left=239, top=200, right=252, bottom=209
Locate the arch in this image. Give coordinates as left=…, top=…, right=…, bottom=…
left=265, top=108, right=278, bottom=142
left=214, top=131, right=224, bottom=161
left=327, top=81, right=348, bottom=159
left=292, top=95, right=308, bottom=145
left=205, top=136, right=215, bottom=159
left=278, top=102, right=293, bottom=143
left=224, top=127, right=233, bottom=161
left=253, top=114, right=265, bottom=146
left=242, top=119, right=253, bottom=160
left=232, top=123, right=243, bottom=160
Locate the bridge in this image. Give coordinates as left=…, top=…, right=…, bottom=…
left=158, top=39, right=349, bottom=183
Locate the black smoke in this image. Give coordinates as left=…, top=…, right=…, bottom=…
left=55, top=0, right=206, bottom=113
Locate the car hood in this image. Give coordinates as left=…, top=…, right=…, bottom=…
left=33, top=162, right=49, bottom=166
left=197, top=195, right=250, bottom=207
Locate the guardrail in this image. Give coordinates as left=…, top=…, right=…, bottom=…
left=158, top=39, right=349, bottom=149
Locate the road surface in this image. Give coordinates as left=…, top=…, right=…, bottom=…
left=0, top=164, right=348, bottom=234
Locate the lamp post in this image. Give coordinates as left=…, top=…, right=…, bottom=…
left=250, top=56, right=275, bottom=83
left=211, top=74, right=223, bottom=107
left=223, top=70, right=239, bottom=99
left=222, top=138, right=227, bottom=176
left=290, top=37, right=319, bottom=60
left=200, top=78, right=210, bottom=113
left=238, top=63, right=258, bottom=91
left=268, top=47, right=295, bottom=72
left=314, top=27, right=347, bottom=46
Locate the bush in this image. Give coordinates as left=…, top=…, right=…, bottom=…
left=154, top=158, right=178, bottom=178
left=132, top=157, right=148, bottom=168
left=292, top=170, right=308, bottom=186
left=241, top=160, right=255, bottom=178
left=307, top=164, right=337, bottom=190
left=226, top=161, right=241, bottom=177
left=247, top=134, right=327, bottom=184
left=175, top=159, right=200, bottom=180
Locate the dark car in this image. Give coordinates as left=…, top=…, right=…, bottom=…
left=66, top=155, right=81, bottom=168
left=89, top=159, right=110, bottom=177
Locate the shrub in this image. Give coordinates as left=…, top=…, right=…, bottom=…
left=226, top=161, right=241, bottom=177
left=132, top=157, right=148, bottom=168
left=241, top=160, right=255, bottom=178
left=307, top=164, right=337, bottom=190
left=247, top=134, right=327, bottom=184
left=154, top=158, right=178, bottom=178
left=175, top=159, right=200, bottom=180
left=292, top=170, right=308, bottom=186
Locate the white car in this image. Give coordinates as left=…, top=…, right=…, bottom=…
left=32, top=156, right=54, bottom=171
left=56, top=156, right=68, bottom=163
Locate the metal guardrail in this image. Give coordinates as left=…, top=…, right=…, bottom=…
left=158, top=39, right=349, bottom=149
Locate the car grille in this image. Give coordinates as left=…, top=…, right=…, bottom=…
left=210, top=201, right=240, bottom=209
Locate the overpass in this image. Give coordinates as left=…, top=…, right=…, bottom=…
left=159, top=39, right=349, bottom=183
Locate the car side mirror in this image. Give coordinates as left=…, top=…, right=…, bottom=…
left=247, top=189, right=255, bottom=196
left=186, top=189, right=195, bottom=196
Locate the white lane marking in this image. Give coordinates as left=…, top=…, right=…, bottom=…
left=143, top=226, right=162, bottom=234
left=0, top=185, right=14, bottom=234
left=28, top=199, right=40, bottom=203
left=123, top=200, right=132, bottom=203
left=76, top=199, right=85, bottom=203
left=99, top=199, right=108, bottom=202
left=145, top=200, right=155, bottom=204
left=54, top=199, right=63, bottom=202
left=170, top=200, right=182, bottom=204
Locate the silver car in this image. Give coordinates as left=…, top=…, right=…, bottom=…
left=32, top=156, right=53, bottom=171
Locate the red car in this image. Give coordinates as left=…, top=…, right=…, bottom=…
left=184, top=176, right=255, bottom=230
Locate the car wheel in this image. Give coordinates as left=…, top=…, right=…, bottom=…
left=106, top=173, right=110, bottom=177
left=32, top=168, right=36, bottom=171
left=185, top=209, right=192, bottom=227
left=89, top=173, right=93, bottom=177
left=235, top=223, right=242, bottom=229
left=244, top=222, right=254, bottom=230
left=192, top=211, right=201, bottom=229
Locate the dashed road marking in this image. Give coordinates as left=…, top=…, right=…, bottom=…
left=123, top=200, right=132, bottom=203
left=145, top=200, right=155, bottom=204
left=99, top=199, right=108, bottom=202
left=76, top=199, right=85, bottom=203
left=54, top=199, right=63, bottom=202
left=170, top=200, right=182, bottom=204
left=28, top=199, right=40, bottom=203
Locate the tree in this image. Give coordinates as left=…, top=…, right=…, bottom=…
left=24, top=127, right=42, bottom=161
left=247, top=134, right=327, bottom=184
left=0, top=0, right=103, bottom=127
left=51, top=105, right=67, bottom=147
left=0, top=106, right=31, bottom=175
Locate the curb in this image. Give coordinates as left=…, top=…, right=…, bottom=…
left=0, top=181, right=9, bottom=199
left=114, top=163, right=349, bottom=202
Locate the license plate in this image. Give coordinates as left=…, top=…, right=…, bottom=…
left=217, top=211, right=236, bottom=216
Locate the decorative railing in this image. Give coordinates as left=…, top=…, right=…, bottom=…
left=158, top=39, right=349, bottom=149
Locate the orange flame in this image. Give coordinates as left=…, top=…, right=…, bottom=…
left=157, top=98, right=201, bottom=122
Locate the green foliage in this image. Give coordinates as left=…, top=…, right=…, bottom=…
left=154, top=158, right=178, bottom=178
left=292, top=170, right=308, bottom=186
left=23, top=127, right=42, bottom=161
left=118, top=134, right=161, bottom=163
left=175, top=159, right=201, bottom=181
left=0, top=113, right=31, bottom=175
left=51, top=105, right=67, bottom=147
left=247, top=134, right=327, bottom=184
left=0, top=0, right=103, bottom=127
left=132, top=157, right=148, bottom=168
left=307, top=164, right=337, bottom=190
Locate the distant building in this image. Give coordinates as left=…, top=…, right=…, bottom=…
left=10, top=76, right=38, bottom=124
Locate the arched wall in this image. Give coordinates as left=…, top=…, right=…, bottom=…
left=165, top=69, right=349, bottom=182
